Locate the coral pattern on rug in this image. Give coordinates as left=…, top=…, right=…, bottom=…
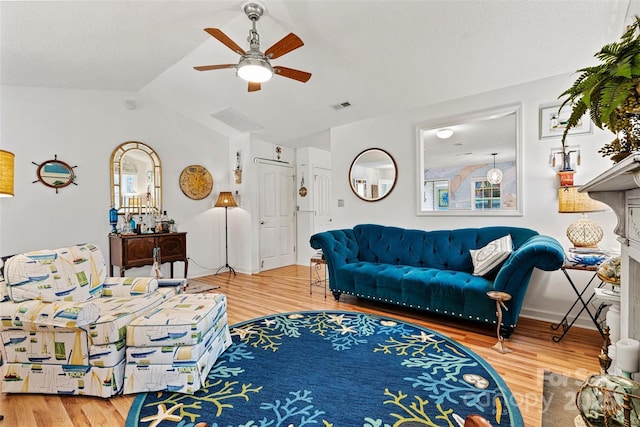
left=126, top=310, right=522, bottom=426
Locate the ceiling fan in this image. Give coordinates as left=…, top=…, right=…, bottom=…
left=194, top=2, right=312, bottom=92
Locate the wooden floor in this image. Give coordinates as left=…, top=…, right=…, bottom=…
left=0, top=265, right=602, bottom=426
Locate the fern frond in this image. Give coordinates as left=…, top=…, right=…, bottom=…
left=614, top=56, right=632, bottom=78
left=561, top=101, right=588, bottom=146
left=601, top=80, right=636, bottom=127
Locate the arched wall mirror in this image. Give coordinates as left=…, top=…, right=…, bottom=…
left=349, top=148, right=397, bottom=202
left=416, top=104, right=523, bottom=216
left=110, top=141, right=162, bottom=215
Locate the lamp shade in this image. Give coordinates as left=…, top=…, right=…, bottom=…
left=558, top=186, right=607, bottom=247
left=558, top=186, right=607, bottom=213
left=214, top=191, right=238, bottom=208
left=0, top=150, right=15, bottom=197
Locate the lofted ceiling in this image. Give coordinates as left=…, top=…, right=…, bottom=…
left=1, top=1, right=638, bottom=148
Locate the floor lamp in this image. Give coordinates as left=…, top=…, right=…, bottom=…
left=214, top=191, right=237, bottom=276
left=0, top=149, right=14, bottom=422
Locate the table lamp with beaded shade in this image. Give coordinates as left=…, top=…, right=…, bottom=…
left=558, top=186, right=608, bottom=247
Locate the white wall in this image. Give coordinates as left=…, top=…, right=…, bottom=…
left=0, top=86, right=233, bottom=278
left=328, top=73, right=619, bottom=327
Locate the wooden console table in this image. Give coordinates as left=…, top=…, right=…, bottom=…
left=109, top=232, right=188, bottom=278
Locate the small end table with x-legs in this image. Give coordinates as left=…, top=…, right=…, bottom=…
left=550, top=260, right=607, bottom=342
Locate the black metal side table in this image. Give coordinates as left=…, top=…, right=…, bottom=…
left=550, top=261, right=607, bottom=342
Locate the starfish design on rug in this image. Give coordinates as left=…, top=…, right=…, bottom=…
left=232, top=325, right=258, bottom=339
left=328, top=314, right=345, bottom=324
left=140, top=403, right=183, bottom=427
left=411, top=331, right=438, bottom=343
left=339, top=324, right=356, bottom=335
left=262, top=318, right=276, bottom=327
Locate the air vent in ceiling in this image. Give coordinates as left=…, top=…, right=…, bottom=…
left=332, top=101, right=352, bottom=110
left=210, top=107, right=263, bottom=132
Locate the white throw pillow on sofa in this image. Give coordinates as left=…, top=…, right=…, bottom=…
left=470, top=234, right=513, bottom=276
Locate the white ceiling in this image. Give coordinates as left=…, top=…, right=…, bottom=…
left=2, top=0, right=638, bottom=148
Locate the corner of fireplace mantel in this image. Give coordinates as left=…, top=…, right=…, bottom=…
left=579, top=153, right=640, bottom=242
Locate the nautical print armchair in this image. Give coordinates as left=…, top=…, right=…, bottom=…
left=0, top=243, right=177, bottom=397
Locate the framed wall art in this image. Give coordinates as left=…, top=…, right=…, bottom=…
left=539, top=104, right=592, bottom=139
left=438, top=189, right=449, bottom=208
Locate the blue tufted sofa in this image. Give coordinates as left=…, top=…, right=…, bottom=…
left=310, top=224, right=564, bottom=336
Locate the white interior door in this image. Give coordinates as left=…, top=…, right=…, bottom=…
left=313, top=166, right=332, bottom=233
left=259, top=162, right=296, bottom=271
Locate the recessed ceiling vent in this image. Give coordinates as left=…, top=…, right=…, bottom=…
left=332, top=101, right=352, bottom=110
left=210, top=107, right=263, bottom=132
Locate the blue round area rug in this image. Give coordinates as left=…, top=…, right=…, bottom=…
left=126, top=310, right=522, bottom=426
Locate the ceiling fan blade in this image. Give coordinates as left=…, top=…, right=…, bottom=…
left=248, top=82, right=261, bottom=92
left=193, top=64, right=236, bottom=71
left=273, top=66, right=312, bottom=83
left=265, top=33, right=304, bottom=59
left=204, top=28, right=246, bottom=55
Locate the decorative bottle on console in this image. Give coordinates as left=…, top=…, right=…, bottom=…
left=109, top=206, right=118, bottom=234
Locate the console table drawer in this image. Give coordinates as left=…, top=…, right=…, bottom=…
left=109, top=232, right=188, bottom=278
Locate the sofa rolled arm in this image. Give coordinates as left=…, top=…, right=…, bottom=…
left=494, top=234, right=564, bottom=296
left=310, top=229, right=359, bottom=286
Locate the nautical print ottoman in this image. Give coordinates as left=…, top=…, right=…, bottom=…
left=122, top=293, right=231, bottom=394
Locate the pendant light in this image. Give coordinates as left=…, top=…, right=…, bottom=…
left=487, top=153, right=503, bottom=185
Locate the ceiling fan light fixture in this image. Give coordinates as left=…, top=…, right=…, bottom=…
left=237, top=58, right=273, bottom=83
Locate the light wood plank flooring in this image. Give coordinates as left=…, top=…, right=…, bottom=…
left=0, top=265, right=601, bottom=426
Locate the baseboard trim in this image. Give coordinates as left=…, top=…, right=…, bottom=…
left=519, top=307, right=597, bottom=331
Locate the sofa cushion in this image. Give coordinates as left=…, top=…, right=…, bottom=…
left=85, top=291, right=167, bottom=346
left=470, top=234, right=513, bottom=276
left=4, top=244, right=106, bottom=302
left=126, top=293, right=228, bottom=347
left=336, top=262, right=493, bottom=316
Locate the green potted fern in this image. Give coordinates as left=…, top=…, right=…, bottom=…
left=559, top=16, right=640, bottom=161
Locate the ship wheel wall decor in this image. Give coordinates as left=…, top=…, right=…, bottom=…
left=32, top=155, right=77, bottom=193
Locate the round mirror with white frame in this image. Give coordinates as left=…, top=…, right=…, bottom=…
left=349, top=148, right=397, bottom=202
left=110, top=141, right=162, bottom=215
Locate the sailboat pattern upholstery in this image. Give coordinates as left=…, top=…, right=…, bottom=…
left=123, top=293, right=232, bottom=394
left=0, top=244, right=180, bottom=397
